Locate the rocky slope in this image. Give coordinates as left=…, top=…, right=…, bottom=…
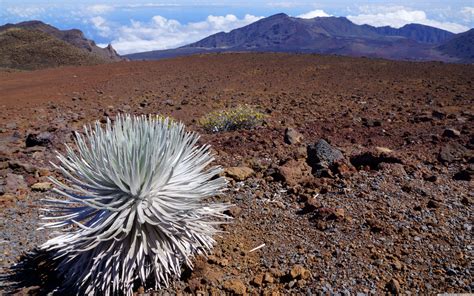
left=437, top=29, right=474, bottom=63
left=371, top=23, right=454, bottom=44
left=0, top=28, right=111, bottom=70
left=0, top=21, right=122, bottom=70
left=0, top=53, right=472, bottom=294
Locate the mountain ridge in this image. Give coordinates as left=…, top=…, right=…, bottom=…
left=126, top=14, right=470, bottom=63
left=437, top=29, right=474, bottom=63
left=0, top=20, right=122, bottom=63
left=0, top=28, right=111, bottom=70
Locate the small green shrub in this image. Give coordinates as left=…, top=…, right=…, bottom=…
left=199, top=105, right=265, bottom=133
left=153, top=113, right=176, bottom=125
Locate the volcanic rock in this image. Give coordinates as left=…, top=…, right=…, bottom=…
left=307, top=139, right=344, bottom=176
left=0, top=194, right=16, bottom=206
left=251, top=274, right=264, bottom=287
left=25, top=132, right=53, bottom=147
left=225, top=167, right=254, bottom=181
left=438, top=142, right=468, bottom=163
left=274, top=159, right=312, bottom=186
left=289, top=265, right=311, bottom=280
left=375, top=146, right=393, bottom=153
left=8, top=161, right=36, bottom=173
left=31, top=182, right=52, bottom=191
left=453, top=164, right=473, bottom=181
left=5, top=173, right=27, bottom=193
left=223, top=279, right=247, bottom=295
left=386, top=278, right=401, bottom=295
left=442, top=128, right=461, bottom=138
left=263, top=272, right=275, bottom=284
left=284, top=127, right=303, bottom=144
left=225, top=206, right=242, bottom=218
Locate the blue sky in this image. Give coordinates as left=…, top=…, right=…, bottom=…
left=1, top=1, right=473, bottom=54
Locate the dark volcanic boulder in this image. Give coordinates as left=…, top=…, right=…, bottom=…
left=453, top=164, right=474, bottom=181
left=26, top=132, right=53, bottom=147
left=307, top=139, right=344, bottom=176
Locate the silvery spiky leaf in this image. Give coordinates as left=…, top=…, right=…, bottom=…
left=39, top=114, right=228, bottom=295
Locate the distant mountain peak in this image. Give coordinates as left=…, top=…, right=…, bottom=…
left=126, top=13, right=471, bottom=64
left=16, top=20, right=46, bottom=26
left=400, top=23, right=437, bottom=30
left=268, top=13, right=290, bottom=19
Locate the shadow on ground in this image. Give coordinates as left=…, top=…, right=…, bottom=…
left=1, top=249, right=182, bottom=295
left=0, top=248, right=61, bottom=295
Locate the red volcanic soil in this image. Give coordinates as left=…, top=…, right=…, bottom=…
left=0, top=53, right=473, bottom=295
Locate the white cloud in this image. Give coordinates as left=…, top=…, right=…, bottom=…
left=122, top=3, right=181, bottom=8
left=355, top=5, right=406, bottom=15
left=89, top=16, right=112, bottom=37
left=86, top=4, right=114, bottom=15
left=267, top=2, right=300, bottom=8
left=95, top=14, right=263, bottom=54
left=6, top=6, right=45, bottom=18
left=347, top=7, right=469, bottom=33
left=461, top=7, right=474, bottom=22
left=297, top=10, right=331, bottom=19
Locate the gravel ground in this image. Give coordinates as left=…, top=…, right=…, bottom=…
left=0, top=53, right=472, bottom=295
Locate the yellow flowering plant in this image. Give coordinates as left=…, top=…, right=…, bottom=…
left=199, top=105, right=265, bottom=133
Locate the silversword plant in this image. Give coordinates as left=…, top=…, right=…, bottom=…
left=40, top=114, right=228, bottom=295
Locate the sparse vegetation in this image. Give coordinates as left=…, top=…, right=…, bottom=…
left=0, top=28, right=108, bottom=70
left=154, top=113, right=176, bottom=125
left=199, top=105, right=265, bottom=132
